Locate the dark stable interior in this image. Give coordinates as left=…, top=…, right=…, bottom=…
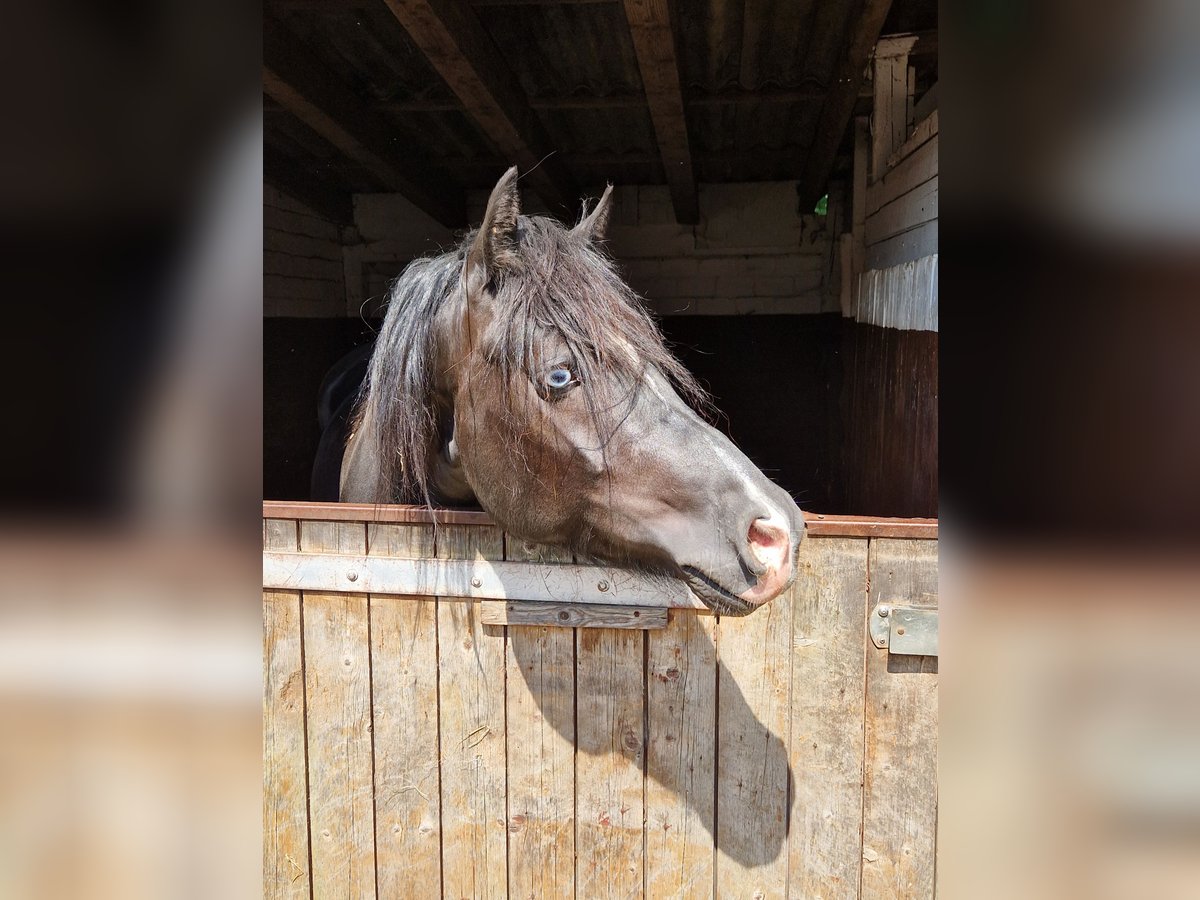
left=264, top=313, right=937, bottom=518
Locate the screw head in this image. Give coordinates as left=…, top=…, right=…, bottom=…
left=471, top=577, right=482, bottom=588
left=347, top=571, right=358, bottom=582
left=597, top=580, right=609, bottom=592
left=878, top=605, right=891, bottom=618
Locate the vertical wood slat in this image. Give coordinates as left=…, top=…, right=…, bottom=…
left=437, top=525, right=508, bottom=900
left=645, top=611, right=717, bottom=899
left=504, top=539, right=576, bottom=899
left=788, top=537, right=870, bottom=899
left=862, top=538, right=939, bottom=899
left=715, top=584, right=795, bottom=896
left=264, top=518, right=312, bottom=899
left=300, top=521, right=376, bottom=900
left=367, top=523, right=441, bottom=898
left=576, top=627, right=645, bottom=897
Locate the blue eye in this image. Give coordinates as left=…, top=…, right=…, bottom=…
left=545, top=367, right=574, bottom=390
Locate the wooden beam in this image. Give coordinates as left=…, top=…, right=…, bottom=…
left=622, top=0, right=698, bottom=223
left=264, top=147, right=355, bottom=225
left=870, top=34, right=918, bottom=180
left=263, top=22, right=465, bottom=227
left=379, top=84, right=866, bottom=115
left=379, top=0, right=579, bottom=216
left=796, top=0, right=896, bottom=211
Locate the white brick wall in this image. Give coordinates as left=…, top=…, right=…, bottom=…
left=344, top=181, right=840, bottom=318
left=264, top=185, right=346, bottom=317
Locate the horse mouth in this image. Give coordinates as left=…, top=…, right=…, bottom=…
left=681, top=566, right=756, bottom=617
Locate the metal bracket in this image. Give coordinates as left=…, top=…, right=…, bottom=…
left=870, top=602, right=938, bottom=657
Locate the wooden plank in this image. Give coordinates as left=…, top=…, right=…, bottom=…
left=622, top=0, right=698, bottom=223
left=366, top=523, right=441, bottom=899
left=644, top=611, right=716, bottom=899
left=787, top=537, right=869, bottom=899
left=265, top=502, right=493, bottom=526
left=865, top=176, right=938, bottom=246
left=715, top=585, right=794, bottom=895
left=436, top=524, right=509, bottom=899
left=865, top=218, right=938, bottom=270
left=299, top=521, right=376, bottom=900
left=380, top=0, right=578, bottom=216
left=264, top=518, right=312, bottom=899
left=263, top=502, right=939, bottom=540
left=483, top=600, right=667, bottom=629
left=866, top=134, right=937, bottom=216
left=263, top=17, right=464, bottom=227
left=796, top=0, right=895, bottom=210
left=870, top=36, right=917, bottom=181
left=576, top=628, right=645, bottom=897
left=886, top=110, right=938, bottom=172
left=862, top=538, right=938, bottom=899
left=504, top=540, right=575, bottom=899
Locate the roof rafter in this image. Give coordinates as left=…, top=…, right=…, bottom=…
left=621, top=0, right=698, bottom=223
left=263, top=21, right=465, bottom=227
left=796, top=0, right=896, bottom=210
left=380, top=0, right=579, bottom=217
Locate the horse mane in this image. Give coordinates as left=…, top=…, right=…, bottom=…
left=355, top=214, right=708, bottom=506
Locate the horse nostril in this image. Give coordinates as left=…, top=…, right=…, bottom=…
left=748, top=517, right=789, bottom=571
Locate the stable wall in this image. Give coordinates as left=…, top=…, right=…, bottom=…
left=345, top=181, right=840, bottom=319
left=264, top=185, right=347, bottom=318
left=836, top=104, right=939, bottom=518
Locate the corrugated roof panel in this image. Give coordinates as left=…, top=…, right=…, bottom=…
left=474, top=3, right=644, bottom=100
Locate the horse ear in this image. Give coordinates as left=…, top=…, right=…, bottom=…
left=573, top=183, right=613, bottom=243
left=466, top=166, right=521, bottom=288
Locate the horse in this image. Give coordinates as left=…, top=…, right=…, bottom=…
left=339, top=167, right=805, bottom=615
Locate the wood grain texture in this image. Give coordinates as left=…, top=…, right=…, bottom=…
left=483, top=601, right=668, bottom=629
left=867, top=134, right=937, bottom=216
left=622, top=0, right=699, bottom=223
left=436, top=524, right=509, bottom=899
left=865, top=177, right=938, bottom=246
left=263, top=502, right=938, bottom=540
left=870, top=37, right=917, bottom=180
left=504, top=540, right=576, bottom=900
left=264, top=519, right=311, bottom=899
left=576, top=627, right=646, bottom=897
left=862, top=538, right=939, bottom=899
left=839, top=320, right=939, bottom=518
left=788, top=537, right=869, bottom=899
left=715, top=586, right=794, bottom=896
left=367, top=523, right=441, bottom=899
left=645, top=611, right=716, bottom=899
left=378, top=0, right=577, bottom=215
left=299, top=521, right=376, bottom=900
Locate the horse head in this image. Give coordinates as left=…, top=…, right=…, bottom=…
left=341, top=167, right=805, bottom=615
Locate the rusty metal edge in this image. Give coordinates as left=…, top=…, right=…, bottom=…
left=263, top=501, right=938, bottom=539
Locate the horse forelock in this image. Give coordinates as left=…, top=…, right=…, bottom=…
left=356, top=214, right=708, bottom=505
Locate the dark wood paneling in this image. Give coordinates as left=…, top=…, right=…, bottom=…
left=264, top=317, right=378, bottom=501
left=839, top=319, right=938, bottom=517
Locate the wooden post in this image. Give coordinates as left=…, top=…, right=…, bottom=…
left=870, top=35, right=919, bottom=181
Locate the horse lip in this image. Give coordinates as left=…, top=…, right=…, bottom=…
left=681, top=566, right=756, bottom=616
